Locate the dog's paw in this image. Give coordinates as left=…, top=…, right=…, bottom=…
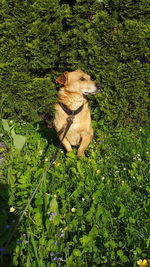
left=77, top=150, right=85, bottom=157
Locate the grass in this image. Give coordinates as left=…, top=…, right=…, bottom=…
left=0, top=119, right=150, bottom=267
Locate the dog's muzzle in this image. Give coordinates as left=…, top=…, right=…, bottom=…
left=83, top=83, right=102, bottom=95
left=90, top=83, right=102, bottom=95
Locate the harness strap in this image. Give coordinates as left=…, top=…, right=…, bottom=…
left=58, top=102, right=84, bottom=116
left=57, top=102, right=84, bottom=137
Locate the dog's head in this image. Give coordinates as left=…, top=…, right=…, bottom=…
left=55, top=69, right=101, bottom=95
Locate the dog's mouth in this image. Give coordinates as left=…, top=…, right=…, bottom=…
left=83, top=84, right=102, bottom=95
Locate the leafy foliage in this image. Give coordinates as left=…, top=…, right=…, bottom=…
left=0, top=120, right=149, bottom=266
left=0, top=0, right=149, bottom=125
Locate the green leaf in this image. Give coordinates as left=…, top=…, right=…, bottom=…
left=1, top=119, right=10, bottom=133
left=66, top=150, right=77, bottom=159
left=50, top=264, right=57, bottom=267
left=30, top=233, right=39, bottom=261
left=11, top=129, right=27, bottom=152
left=73, top=249, right=82, bottom=257
left=49, top=197, right=58, bottom=213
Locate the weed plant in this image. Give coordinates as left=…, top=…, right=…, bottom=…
left=0, top=120, right=149, bottom=267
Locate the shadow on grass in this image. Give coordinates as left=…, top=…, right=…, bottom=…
left=34, top=121, right=66, bottom=164
left=0, top=182, right=17, bottom=267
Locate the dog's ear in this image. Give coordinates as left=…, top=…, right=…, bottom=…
left=55, top=71, right=68, bottom=85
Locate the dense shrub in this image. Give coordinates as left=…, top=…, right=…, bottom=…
left=0, top=0, right=150, bottom=125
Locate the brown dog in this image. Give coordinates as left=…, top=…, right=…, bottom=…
left=54, top=69, right=100, bottom=156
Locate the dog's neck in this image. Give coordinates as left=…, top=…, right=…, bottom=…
left=58, top=88, right=87, bottom=110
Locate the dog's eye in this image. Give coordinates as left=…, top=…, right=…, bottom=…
left=80, top=77, right=86, bottom=81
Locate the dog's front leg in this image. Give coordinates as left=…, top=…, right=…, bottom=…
left=77, top=131, right=93, bottom=156
left=59, top=134, right=72, bottom=153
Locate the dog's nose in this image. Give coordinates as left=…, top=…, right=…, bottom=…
left=96, top=83, right=102, bottom=92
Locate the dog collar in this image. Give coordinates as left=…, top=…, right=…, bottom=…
left=58, top=102, right=84, bottom=116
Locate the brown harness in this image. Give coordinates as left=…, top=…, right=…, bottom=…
left=58, top=102, right=84, bottom=137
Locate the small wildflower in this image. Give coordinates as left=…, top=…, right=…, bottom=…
left=96, top=169, right=101, bottom=174
left=49, top=216, right=53, bottom=221
left=101, top=176, right=105, bottom=180
left=54, top=194, right=57, bottom=198
left=9, top=120, right=13, bottom=124
left=10, top=207, right=15, bottom=213
left=71, top=207, right=76, bottom=213
left=51, top=212, right=58, bottom=216
left=82, top=197, right=85, bottom=201
left=133, top=154, right=142, bottom=161
left=115, top=170, right=119, bottom=173
left=25, top=240, right=29, bottom=244
left=60, top=231, right=65, bottom=238
left=0, top=247, right=5, bottom=252
left=45, top=158, right=48, bottom=162
left=23, top=122, right=26, bottom=125
left=50, top=252, right=54, bottom=257
left=5, top=224, right=10, bottom=229
left=18, top=240, right=22, bottom=244
left=123, top=167, right=126, bottom=171
left=92, top=197, right=95, bottom=200
left=137, top=259, right=150, bottom=267
left=59, top=257, right=64, bottom=261
left=53, top=161, right=61, bottom=167
left=54, top=257, right=59, bottom=261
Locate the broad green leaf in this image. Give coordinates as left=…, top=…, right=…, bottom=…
left=1, top=119, right=10, bottom=133
left=11, top=129, right=27, bottom=152
left=49, top=197, right=58, bottom=213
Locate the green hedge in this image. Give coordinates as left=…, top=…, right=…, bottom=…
left=0, top=0, right=149, bottom=125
